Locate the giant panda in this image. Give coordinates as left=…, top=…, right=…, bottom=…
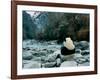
left=61, top=37, right=75, bottom=55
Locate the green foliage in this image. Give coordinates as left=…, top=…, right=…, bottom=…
left=23, top=11, right=89, bottom=42
left=23, top=11, right=37, bottom=40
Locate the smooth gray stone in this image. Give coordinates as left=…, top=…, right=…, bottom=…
left=47, top=50, right=61, bottom=62
left=81, top=50, right=90, bottom=55
left=22, top=52, right=33, bottom=60
left=75, top=57, right=87, bottom=64
left=60, top=61, right=77, bottom=67
left=41, top=62, right=56, bottom=68
left=24, top=61, right=41, bottom=68
left=75, top=41, right=89, bottom=50
left=61, top=54, right=75, bottom=61
left=56, top=58, right=62, bottom=67
left=75, top=49, right=81, bottom=54
left=78, top=62, right=90, bottom=66
left=61, top=53, right=83, bottom=62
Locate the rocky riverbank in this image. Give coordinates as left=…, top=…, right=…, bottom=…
left=22, top=39, right=90, bottom=68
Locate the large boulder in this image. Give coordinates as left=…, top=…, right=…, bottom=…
left=60, top=61, right=77, bottom=67
left=74, top=57, right=88, bottom=64
left=23, top=61, right=41, bottom=68
left=61, top=54, right=75, bottom=61
left=22, top=51, right=33, bottom=60
left=56, top=58, right=62, bottom=67
left=31, top=51, right=47, bottom=57
left=75, top=41, right=89, bottom=50
left=41, top=62, right=56, bottom=68
left=47, top=50, right=61, bottom=62
left=78, top=62, right=90, bottom=66
left=61, top=53, right=82, bottom=61
left=81, top=50, right=90, bottom=55
left=75, top=49, right=81, bottom=54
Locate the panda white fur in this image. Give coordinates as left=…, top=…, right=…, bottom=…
left=61, top=37, right=75, bottom=55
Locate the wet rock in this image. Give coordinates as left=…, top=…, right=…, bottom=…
left=30, top=40, right=38, bottom=45
left=23, top=47, right=31, bottom=51
left=46, top=40, right=57, bottom=45
left=24, top=61, right=41, bottom=68
left=41, top=56, right=47, bottom=62
left=75, top=41, right=89, bottom=50
left=32, top=57, right=41, bottom=62
left=47, top=50, right=61, bottom=62
left=47, top=55, right=57, bottom=62
left=81, top=50, right=90, bottom=55
left=74, top=41, right=79, bottom=46
left=25, top=47, right=31, bottom=50
left=23, top=60, right=32, bottom=65
left=83, top=55, right=90, bottom=62
left=22, top=39, right=90, bottom=68
left=39, top=51, right=47, bottom=56
left=47, top=50, right=54, bottom=53
left=31, top=51, right=47, bottom=57
left=75, top=57, right=88, bottom=64
left=61, top=53, right=83, bottom=62
left=22, top=52, right=33, bottom=60
left=31, top=52, right=40, bottom=57
left=75, top=49, right=81, bottom=54
left=42, top=62, right=56, bottom=68
left=78, top=62, right=90, bottom=66
left=42, top=48, right=47, bottom=51
left=60, top=61, right=77, bottom=67
left=56, top=58, right=62, bottom=67
left=32, top=48, right=37, bottom=51
left=23, top=48, right=26, bottom=50
left=74, top=53, right=83, bottom=59
left=61, top=54, right=75, bottom=61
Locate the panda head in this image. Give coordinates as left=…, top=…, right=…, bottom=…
left=63, top=37, right=75, bottom=50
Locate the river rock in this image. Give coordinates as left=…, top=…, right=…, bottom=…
left=31, top=52, right=40, bottom=57
left=56, top=58, right=62, bottom=67
left=42, top=62, right=56, bottom=68
left=22, top=52, right=33, bottom=60
left=75, top=57, right=87, bottom=64
left=23, top=47, right=31, bottom=51
left=75, top=49, right=81, bottom=54
left=61, top=54, right=75, bottom=61
left=39, top=51, right=47, bottom=56
left=60, top=61, right=77, bottom=67
left=83, top=55, right=90, bottom=62
left=41, top=56, right=47, bottom=62
left=32, top=57, right=41, bottom=62
left=81, top=50, right=90, bottom=55
left=61, top=53, right=83, bottom=62
left=75, top=41, right=89, bottom=50
left=47, top=50, right=54, bottom=54
left=74, top=41, right=79, bottom=46
left=74, top=53, right=83, bottom=59
left=23, top=60, right=32, bottom=64
left=47, top=50, right=61, bottom=62
left=31, top=50, right=47, bottom=57
left=78, top=62, right=90, bottom=66
left=24, top=61, right=41, bottom=68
